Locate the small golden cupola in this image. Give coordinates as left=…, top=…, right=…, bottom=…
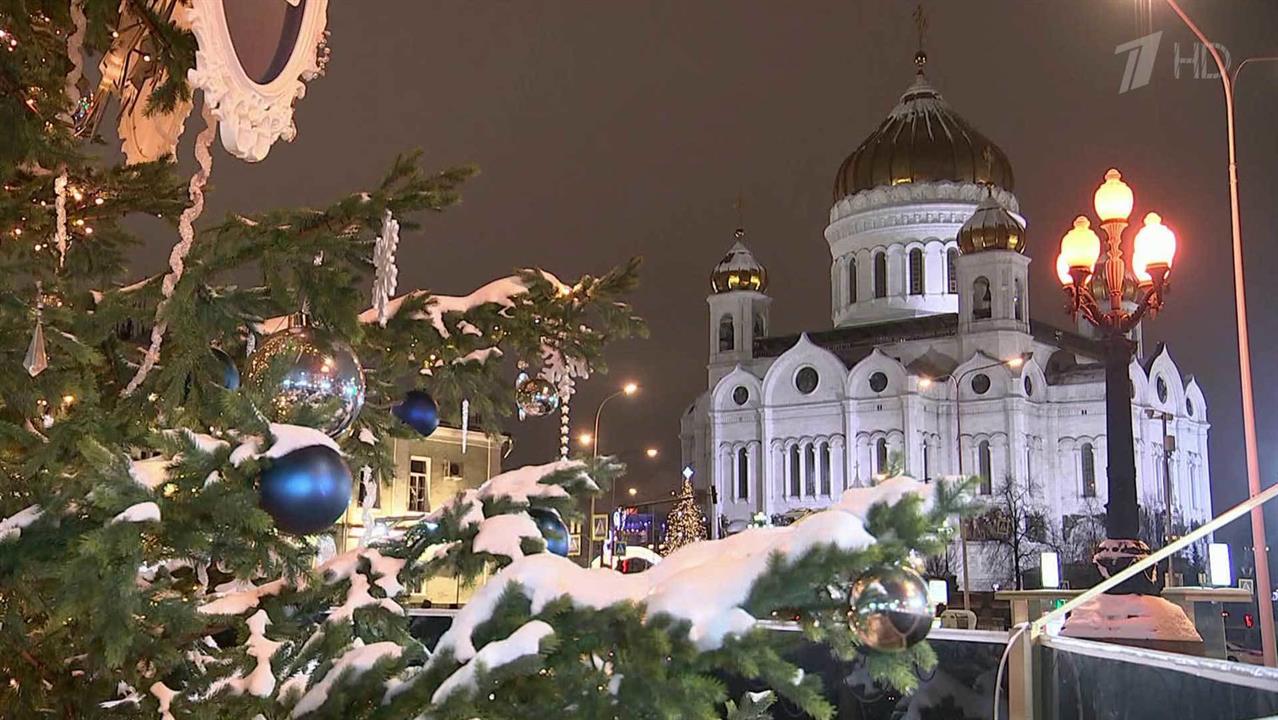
left=710, top=229, right=769, bottom=293
left=957, top=193, right=1027, bottom=254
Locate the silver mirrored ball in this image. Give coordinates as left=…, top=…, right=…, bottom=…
left=246, top=326, right=366, bottom=437
left=515, top=373, right=560, bottom=419
left=847, top=565, right=932, bottom=653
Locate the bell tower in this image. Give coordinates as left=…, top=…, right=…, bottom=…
left=955, top=194, right=1034, bottom=360
left=707, top=229, right=771, bottom=386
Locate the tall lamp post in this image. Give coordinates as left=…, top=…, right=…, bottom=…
left=582, top=382, right=638, bottom=565
left=1158, top=0, right=1277, bottom=667
left=1054, top=168, right=1178, bottom=593
left=922, top=352, right=1030, bottom=612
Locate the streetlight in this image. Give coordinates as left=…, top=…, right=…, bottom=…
left=628, top=487, right=638, bottom=497
left=1159, top=0, right=1276, bottom=667
left=645, top=447, right=659, bottom=459
left=1054, top=168, right=1177, bottom=594
left=921, top=352, right=1031, bottom=612
left=577, top=432, right=594, bottom=448
left=584, top=382, right=640, bottom=565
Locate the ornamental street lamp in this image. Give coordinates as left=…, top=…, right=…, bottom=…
left=582, top=382, right=639, bottom=566
left=1055, top=169, right=1177, bottom=592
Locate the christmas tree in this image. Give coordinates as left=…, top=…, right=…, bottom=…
left=0, top=4, right=969, bottom=718
left=660, top=477, right=707, bottom=555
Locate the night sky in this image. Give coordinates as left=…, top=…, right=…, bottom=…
left=139, top=2, right=1278, bottom=560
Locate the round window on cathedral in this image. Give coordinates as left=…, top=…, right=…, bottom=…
left=1024, top=375, right=1034, bottom=397
left=795, top=367, right=819, bottom=395
left=869, top=371, right=889, bottom=393
left=732, top=386, right=749, bottom=406
left=1156, top=376, right=1169, bottom=403
left=1187, top=397, right=1195, bottom=417
left=971, top=373, right=991, bottom=395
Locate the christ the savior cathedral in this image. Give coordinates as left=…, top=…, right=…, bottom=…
left=678, top=55, right=1211, bottom=588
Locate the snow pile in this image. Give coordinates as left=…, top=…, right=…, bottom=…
left=110, top=501, right=161, bottom=525
left=198, top=577, right=291, bottom=616
left=472, top=513, right=543, bottom=561
left=835, top=475, right=937, bottom=519
left=352, top=270, right=568, bottom=337
left=209, top=611, right=283, bottom=698
left=1061, top=594, right=1202, bottom=642
left=229, top=424, right=342, bottom=466
left=431, top=478, right=931, bottom=667
left=431, top=620, right=553, bottom=703
left=477, top=459, right=588, bottom=503
left=130, top=456, right=171, bottom=490
left=328, top=572, right=404, bottom=624
left=291, top=640, right=403, bottom=717
left=150, top=682, right=178, bottom=720
left=0, top=504, right=43, bottom=542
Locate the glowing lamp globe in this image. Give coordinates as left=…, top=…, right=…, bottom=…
left=1093, top=168, right=1134, bottom=222
left=1058, top=216, right=1101, bottom=279
left=1055, top=254, right=1074, bottom=287
left=1132, top=212, right=1177, bottom=283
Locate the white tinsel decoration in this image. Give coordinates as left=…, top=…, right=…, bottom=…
left=358, top=466, right=377, bottom=548
left=372, top=209, right=399, bottom=327
left=461, top=399, right=469, bottom=453
left=122, top=101, right=217, bottom=397
left=53, top=172, right=68, bottom=267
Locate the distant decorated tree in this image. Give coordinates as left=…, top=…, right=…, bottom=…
left=660, top=478, right=708, bottom=555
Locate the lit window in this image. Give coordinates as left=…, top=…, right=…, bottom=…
left=408, top=457, right=430, bottom=512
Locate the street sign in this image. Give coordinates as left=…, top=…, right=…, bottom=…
left=591, top=514, right=609, bottom=541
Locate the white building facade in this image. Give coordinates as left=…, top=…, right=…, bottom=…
left=680, top=60, right=1211, bottom=588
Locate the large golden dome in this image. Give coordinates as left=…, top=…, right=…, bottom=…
left=957, top=195, right=1026, bottom=254
left=710, top=232, right=768, bottom=293
left=833, top=61, right=1015, bottom=201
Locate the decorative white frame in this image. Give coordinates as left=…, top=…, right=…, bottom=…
left=187, top=0, right=330, bottom=162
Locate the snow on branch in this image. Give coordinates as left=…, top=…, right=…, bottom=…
left=431, top=476, right=935, bottom=670
left=0, top=505, right=43, bottom=542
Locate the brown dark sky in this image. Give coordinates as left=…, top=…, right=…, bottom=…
left=146, top=1, right=1278, bottom=556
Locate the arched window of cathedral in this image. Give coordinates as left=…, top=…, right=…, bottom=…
left=1013, top=279, right=1024, bottom=321
left=908, top=248, right=925, bottom=296
left=1082, top=443, right=1097, bottom=497
left=820, top=442, right=832, bottom=496
left=973, top=277, right=992, bottom=320
left=789, top=445, right=801, bottom=497
left=947, top=248, right=958, bottom=294
left=736, top=447, right=749, bottom=501
left=718, top=315, right=735, bottom=352
left=873, top=251, right=887, bottom=299
left=804, top=444, right=817, bottom=496
left=875, top=438, right=888, bottom=476
left=978, top=440, right=992, bottom=494
left=848, top=258, right=858, bottom=304
left=752, top=312, right=765, bottom=340
left=923, top=442, right=931, bottom=481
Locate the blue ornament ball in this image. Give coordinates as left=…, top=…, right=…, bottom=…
left=259, top=444, right=352, bottom=535
left=393, top=390, right=440, bottom=437
left=528, top=507, right=570, bottom=557
left=211, top=347, right=241, bottom=390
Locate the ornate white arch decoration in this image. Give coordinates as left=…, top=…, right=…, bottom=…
left=846, top=347, right=909, bottom=400
left=1143, top=345, right=1187, bottom=414
left=711, top=366, right=763, bottom=410
left=188, top=0, right=331, bottom=161
left=760, top=334, right=847, bottom=405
